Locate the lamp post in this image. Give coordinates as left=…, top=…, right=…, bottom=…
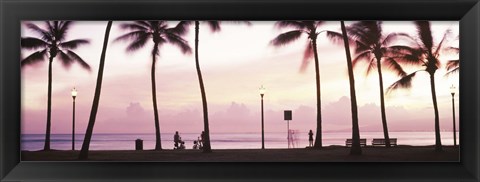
left=259, top=85, right=266, bottom=149
left=71, top=87, right=77, bottom=150
left=450, top=85, right=457, bottom=147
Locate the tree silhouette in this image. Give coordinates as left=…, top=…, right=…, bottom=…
left=340, top=21, right=362, bottom=155
left=338, top=21, right=410, bottom=147
left=21, top=21, right=90, bottom=151
left=187, top=21, right=250, bottom=152
left=387, top=21, right=451, bottom=152
left=79, top=21, right=112, bottom=160
left=115, top=21, right=191, bottom=150
left=270, top=21, right=326, bottom=148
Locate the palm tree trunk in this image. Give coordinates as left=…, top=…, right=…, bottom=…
left=341, top=21, right=362, bottom=155
left=151, top=43, right=162, bottom=150
left=429, top=73, right=442, bottom=152
left=375, top=56, right=391, bottom=147
left=312, top=37, right=323, bottom=149
left=79, top=21, right=112, bottom=160
left=195, top=21, right=212, bottom=153
left=43, top=56, right=53, bottom=151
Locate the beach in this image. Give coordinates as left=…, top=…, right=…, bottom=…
left=21, top=145, right=459, bottom=162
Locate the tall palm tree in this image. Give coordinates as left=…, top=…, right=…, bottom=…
left=115, top=21, right=191, bottom=150
left=271, top=21, right=325, bottom=148
left=21, top=21, right=90, bottom=151
left=340, top=21, right=362, bottom=155
left=387, top=21, right=451, bottom=152
left=79, top=21, right=113, bottom=160
left=189, top=21, right=250, bottom=153
left=340, top=21, right=410, bottom=147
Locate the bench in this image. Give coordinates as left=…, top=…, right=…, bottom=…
left=372, top=138, right=397, bottom=146
left=345, top=139, right=367, bottom=147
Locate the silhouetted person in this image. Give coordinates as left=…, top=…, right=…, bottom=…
left=174, top=131, right=180, bottom=149
left=200, top=131, right=205, bottom=146
left=308, top=130, right=314, bottom=147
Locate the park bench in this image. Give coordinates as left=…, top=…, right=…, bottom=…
left=345, top=138, right=367, bottom=147
left=372, top=138, right=397, bottom=146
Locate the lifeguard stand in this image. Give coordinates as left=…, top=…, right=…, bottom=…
left=284, top=110, right=296, bottom=148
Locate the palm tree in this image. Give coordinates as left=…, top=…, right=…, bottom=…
left=339, top=21, right=411, bottom=148
left=387, top=21, right=451, bottom=152
left=79, top=21, right=113, bottom=160
left=188, top=21, right=250, bottom=153
left=115, top=21, right=192, bottom=150
left=340, top=21, right=362, bottom=155
left=21, top=21, right=91, bottom=151
left=271, top=21, right=326, bottom=148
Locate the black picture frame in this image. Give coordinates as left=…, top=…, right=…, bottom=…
left=1, top=0, right=478, bottom=181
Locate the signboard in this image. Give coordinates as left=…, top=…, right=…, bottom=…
left=284, top=110, right=292, bottom=120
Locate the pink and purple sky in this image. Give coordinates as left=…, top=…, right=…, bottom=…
left=21, top=21, right=459, bottom=135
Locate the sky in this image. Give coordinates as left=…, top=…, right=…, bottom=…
left=20, top=21, right=459, bottom=135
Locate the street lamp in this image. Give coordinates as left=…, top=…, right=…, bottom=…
left=450, top=85, right=457, bottom=147
left=259, top=85, right=266, bottom=149
left=71, top=87, right=77, bottom=150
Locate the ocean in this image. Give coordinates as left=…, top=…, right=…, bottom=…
left=21, top=131, right=460, bottom=151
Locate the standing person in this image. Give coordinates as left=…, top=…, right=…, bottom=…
left=174, top=131, right=180, bottom=149
left=308, top=130, right=314, bottom=147
left=200, top=131, right=205, bottom=146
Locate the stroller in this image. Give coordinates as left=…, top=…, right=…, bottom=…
left=193, top=137, right=203, bottom=150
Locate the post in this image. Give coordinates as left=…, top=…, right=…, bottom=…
left=261, top=94, right=265, bottom=149
left=451, top=92, right=456, bottom=147
left=287, top=120, right=290, bottom=149
left=72, top=96, right=76, bottom=150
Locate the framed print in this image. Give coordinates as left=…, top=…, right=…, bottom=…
left=1, top=0, right=479, bottom=181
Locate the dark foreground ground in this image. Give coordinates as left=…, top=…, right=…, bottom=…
left=22, top=145, right=459, bottom=162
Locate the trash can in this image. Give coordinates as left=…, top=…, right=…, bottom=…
left=135, top=139, right=143, bottom=150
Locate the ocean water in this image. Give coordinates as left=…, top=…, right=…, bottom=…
left=21, top=131, right=460, bottom=151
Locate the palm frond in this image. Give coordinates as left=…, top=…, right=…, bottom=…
left=21, top=49, right=48, bottom=67
left=65, top=50, right=91, bottom=71
left=120, top=22, right=149, bottom=31
left=433, top=29, right=451, bottom=56
left=365, top=57, right=377, bottom=76
left=57, top=21, right=73, bottom=40
left=21, top=37, right=49, bottom=50
left=25, top=23, right=52, bottom=42
left=387, top=46, right=424, bottom=65
left=274, top=21, right=305, bottom=29
left=299, top=42, right=313, bottom=72
left=415, top=21, right=434, bottom=52
left=125, top=33, right=150, bottom=52
left=114, top=30, right=149, bottom=42
left=270, top=30, right=303, bottom=46
left=58, top=50, right=75, bottom=68
left=353, top=40, right=371, bottom=54
left=352, top=50, right=372, bottom=67
left=134, top=21, right=152, bottom=29
left=386, top=70, right=422, bottom=94
left=446, top=59, right=459, bottom=71
left=383, top=57, right=407, bottom=77
left=206, top=21, right=221, bottom=32
left=382, top=33, right=411, bottom=46
left=168, top=21, right=192, bottom=35
left=166, top=33, right=192, bottom=54
left=326, top=31, right=346, bottom=45
left=59, top=39, right=90, bottom=49
left=445, top=46, right=459, bottom=54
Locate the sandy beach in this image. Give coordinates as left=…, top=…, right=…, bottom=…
left=21, top=145, right=459, bottom=162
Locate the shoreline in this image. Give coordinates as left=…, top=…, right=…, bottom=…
left=22, top=145, right=459, bottom=162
